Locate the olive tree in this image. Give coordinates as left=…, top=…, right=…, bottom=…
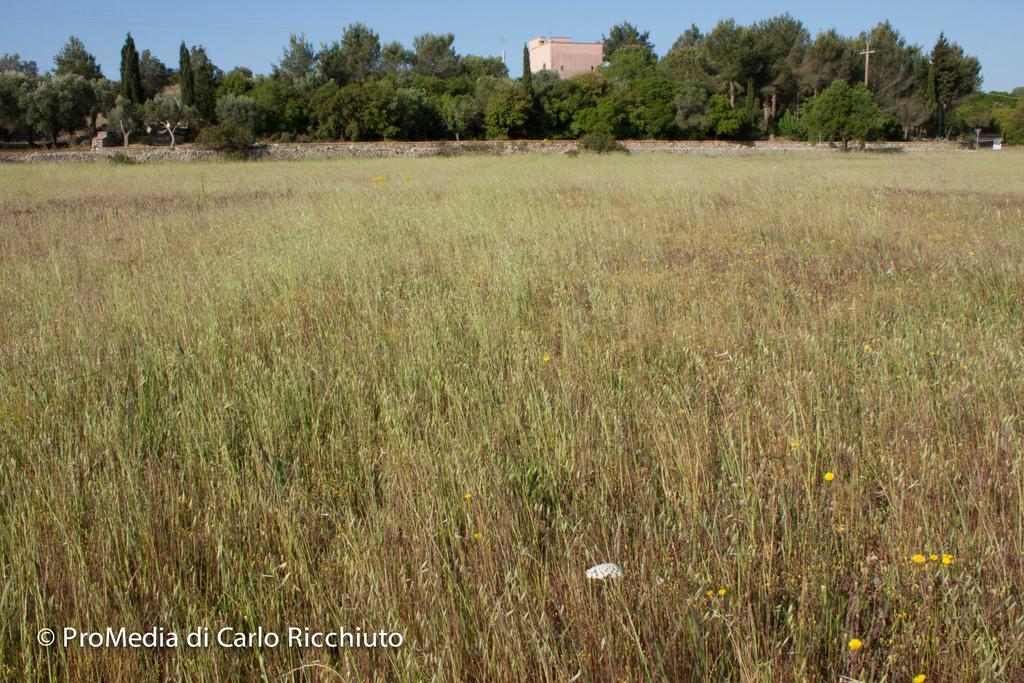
left=145, top=94, right=197, bottom=148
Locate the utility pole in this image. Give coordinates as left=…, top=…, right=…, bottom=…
left=860, top=39, right=875, bottom=87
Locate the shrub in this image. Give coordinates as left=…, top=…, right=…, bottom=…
left=777, top=110, right=807, bottom=140
left=579, top=131, right=627, bottom=154
left=196, top=123, right=255, bottom=159
left=108, top=152, right=135, bottom=165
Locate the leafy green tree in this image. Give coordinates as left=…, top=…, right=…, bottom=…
left=673, top=77, right=715, bottom=138
left=930, top=33, right=981, bottom=135
left=483, top=82, right=532, bottom=139
left=90, top=78, right=119, bottom=135
left=861, top=22, right=931, bottom=138
left=25, top=74, right=96, bottom=146
left=215, top=95, right=265, bottom=135
left=707, top=93, right=754, bottom=137
left=249, top=76, right=312, bottom=135
left=217, top=67, right=255, bottom=97
left=573, top=91, right=632, bottom=138
left=459, top=55, right=508, bottom=80
left=107, top=95, right=143, bottom=146
left=522, top=44, right=532, bottom=90
left=703, top=19, right=755, bottom=108
left=607, top=45, right=657, bottom=83
left=776, top=109, right=806, bottom=139
left=413, top=33, right=459, bottom=78
left=627, top=76, right=678, bottom=138
left=1011, top=87, right=1024, bottom=98
left=120, top=34, right=144, bottom=104
left=381, top=42, right=414, bottom=78
left=189, top=46, right=219, bottom=122
left=274, top=34, right=316, bottom=82
left=538, top=72, right=607, bottom=138
left=993, top=101, right=1024, bottom=144
left=178, top=43, right=195, bottom=107
left=437, top=93, right=477, bottom=140
left=139, top=50, right=169, bottom=100
left=145, top=94, right=197, bottom=147
left=54, top=36, right=102, bottom=80
left=0, top=53, right=38, bottom=75
left=0, top=70, right=36, bottom=141
left=320, top=23, right=382, bottom=83
left=803, top=80, right=885, bottom=149
left=799, top=29, right=860, bottom=96
left=603, top=22, right=654, bottom=61
left=751, top=14, right=808, bottom=126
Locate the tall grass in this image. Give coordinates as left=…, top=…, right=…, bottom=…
left=1, top=152, right=1022, bottom=680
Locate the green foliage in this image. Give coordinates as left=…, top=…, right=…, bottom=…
left=196, top=122, right=255, bottom=158
left=25, top=74, right=96, bottom=145
left=274, top=34, right=316, bottom=82
left=521, top=45, right=532, bottom=90
left=707, top=93, right=755, bottom=138
left=0, top=53, right=37, bottom=75
left=107, top=96, right=144, bottom=145
left=483, top=82, right=532, bottom=139
left=993, top=101, right=1024, bottom=144
left=107, top=151, right=135, bottom=164
left=120, top=34, right=144, bottom=104
left=139, top=50, right=169, bottom=100
left=573, top=91, right=632, bottom=138
left=189, top=46, right=219, bottom=122
left=931, top=32, right=982, bottom=133
left=320, top=23, right=382, bottom=84
left=145, top=94, right=198, bottom=147
left=178, top=43, right=195, bottom=107
left=627, top=76, right=678, bottom=138
left=54, top=36, right=102, bottom=80
left=948, top=92, right=1020, bottom=136
left=578, top=130, right=627, bottom=153
left=216, top=68, right=255, bottom=98
left=777, top=109, right=806, bottom=139
left=413, top=33, right=459, bottom=79
left=803, top=80, right=885, bottom=148
left=215, top=95, right=265, bottom=135
left=606, top=45, right=658, bottom=83
left=0, top=71, right=34, bottom=138
left=603, top=21, right=654, bottom=61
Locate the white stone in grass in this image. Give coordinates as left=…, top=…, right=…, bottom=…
left=585, top=563, right=624, bottom=580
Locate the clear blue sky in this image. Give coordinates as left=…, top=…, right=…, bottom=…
left=1, top=0, right=1020, bottom=91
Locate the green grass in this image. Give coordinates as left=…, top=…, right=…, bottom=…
left=1, top=152, right=1023, bottom=681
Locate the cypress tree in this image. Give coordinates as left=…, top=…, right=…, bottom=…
left=178, top=42, right=195, bottom=107
left=521, top=44, right=532, bottom=89
left=120, top=33, right=144, bottom=104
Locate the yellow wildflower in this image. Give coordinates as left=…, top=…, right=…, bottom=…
left=929, top=554, right=938, bottom=562
left=705, top=590, right=713, bottom=597
left=913, top=675, right=926, bottom=683
left=912, top=554, right=926, bottom=564
left=542, top=354, right=551, bottom=363
left=824, top=472, right=835, bottom=481
left=790, top=440, right=801, bottom=449
left=848, top=638, right=863, bottom=650
left=941, top=554, right=954, bottom=565
left=473, top=532, right=482, bottom=540
left=717, top=588, right=726, bottom=597
left=372, top=175, right=387, bottom=184
left=463, top=492, right=473, bottom=501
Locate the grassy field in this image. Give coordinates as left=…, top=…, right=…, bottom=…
left=1, top=152, right=1023, bottom=681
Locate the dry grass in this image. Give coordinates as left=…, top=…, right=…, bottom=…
left=1, top=151, right=1023, bottom=681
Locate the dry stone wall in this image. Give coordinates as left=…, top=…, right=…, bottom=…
left=1, top=139, right=971, bottom=164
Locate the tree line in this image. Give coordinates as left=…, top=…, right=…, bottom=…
left=1, top=18, right=1021, bottom=149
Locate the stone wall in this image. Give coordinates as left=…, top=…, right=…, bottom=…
left=1, top=139, right=972, bottom=164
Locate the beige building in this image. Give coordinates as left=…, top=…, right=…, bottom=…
left=527, top=36, right=603, bottom=78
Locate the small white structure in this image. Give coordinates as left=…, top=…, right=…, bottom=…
left=585, top=563, right=624, bottom=580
